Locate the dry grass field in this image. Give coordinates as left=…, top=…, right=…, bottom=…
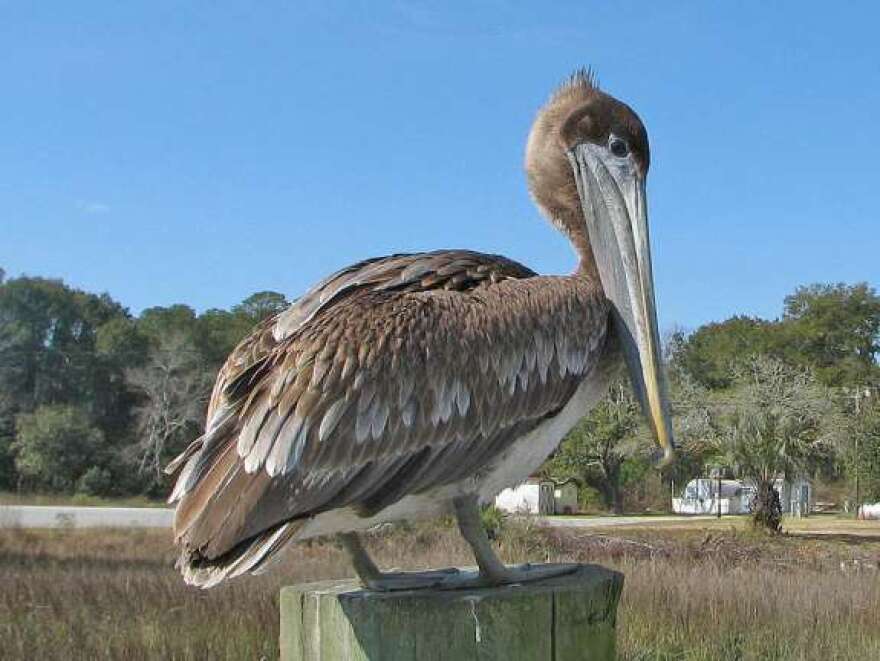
left=3, top=516, right=880, bottom=660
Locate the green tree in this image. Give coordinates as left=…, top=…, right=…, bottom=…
left=546, top=381, right=644, bottom=514
left=0, top=277, right=135, bottom=466
left=665, top=364, right=720, bottom=487
left=670, top=316, right=780, bottom=389
left=0, top=391, right=16, bottom=489
left=95, top=317, right=149, bottom=367
left=780, top=283, right=880, bottom=386
left=671, top=282, right=880, bottom=391
left=195, top=291, right=288, bottom=374
left=195, top=308, right=254, bottom=368
left=13, top=404, right=104, bottom=492
left=233, top=290, right=289, bottom=324
left=855, top=404, right=880, bottom=504
left=0, top=276, right=299, bottom=496
left=710, top=356, right=830, bottom=531
left=137, top=304, right=199, bottom=342
left=0, top=277, right=130, bottom=410
left=834, top=390, right=880, bottom=506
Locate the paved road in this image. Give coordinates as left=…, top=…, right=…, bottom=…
left=0, top=505, right=174, bottom=529
left=541, top=514, right=718, bottom=528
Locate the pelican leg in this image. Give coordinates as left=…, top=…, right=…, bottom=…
left=451, top=495, right=510, bottom=582
left=338, top=532, right=382, bottom=584
left=339, top=532, right=460, bottom=591
left=339, top=496, right=578, bottom=592
left=452, top=495, right=579, bottom=586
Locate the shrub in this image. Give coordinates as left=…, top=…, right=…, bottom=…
left=76, top=466, right=115, bottom=497
left=13, top=405, right=103, bottom=492
left=480, top=505, right=506, bottom=540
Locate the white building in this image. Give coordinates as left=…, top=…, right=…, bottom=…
left=673, top=478, right=753, bottom=515
left=672, top=477, right=812, bottom=516
left=495, top=477, right=579, bottom=515
left=859, top=503, right=880, bottom=520
left=775, top=478, right=813, bottom=517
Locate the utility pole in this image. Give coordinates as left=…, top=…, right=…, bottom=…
left=851, top=387, right=872, bottom=517
left=856, top=423, right=860, bottom=516
left=709, top=465, right=723, bottom=519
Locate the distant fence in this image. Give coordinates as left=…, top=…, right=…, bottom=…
left=0, top=505, right=174, bottom=529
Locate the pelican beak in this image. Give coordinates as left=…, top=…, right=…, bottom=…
left=568, top=142, right=675, bottom=465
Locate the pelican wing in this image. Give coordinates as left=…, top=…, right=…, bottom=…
left=168, top=250, right=608, bottom=583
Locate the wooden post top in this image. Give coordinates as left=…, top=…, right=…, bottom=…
left=280, top=564, right=624, bottom=661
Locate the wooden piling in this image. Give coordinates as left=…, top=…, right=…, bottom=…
left=280, top=564, right=623, bottom=660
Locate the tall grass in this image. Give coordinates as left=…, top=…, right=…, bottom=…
left=618, top=559, right=880, bottom=660
left=2, top=521, right=879, bottom=660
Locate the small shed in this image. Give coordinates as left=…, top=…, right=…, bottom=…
left=775, top=477, right=812, bottom=517
left=495, top=477, right=578, bottom=515
left=552, top=479, right=579, bottom=515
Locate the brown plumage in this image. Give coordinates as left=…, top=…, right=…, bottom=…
left=169, top=250, right=608, bottom=584
left=167, top=71, right=672, bottom=588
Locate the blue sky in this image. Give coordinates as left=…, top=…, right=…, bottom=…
left=3, top=2, right=878, bottom=331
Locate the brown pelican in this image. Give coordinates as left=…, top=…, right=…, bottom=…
left=167, top=70, right=674, bottom=590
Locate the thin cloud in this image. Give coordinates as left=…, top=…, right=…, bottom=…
left=77, top=200, right=110, bottom=215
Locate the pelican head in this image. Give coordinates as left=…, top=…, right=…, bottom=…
left=526, top=70, right=674, bottom=464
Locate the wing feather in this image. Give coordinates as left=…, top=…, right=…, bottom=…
left=169, top=250, right=608, bottom=577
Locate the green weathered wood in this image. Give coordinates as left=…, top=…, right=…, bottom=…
left=280, top=564, right=623, bottom=661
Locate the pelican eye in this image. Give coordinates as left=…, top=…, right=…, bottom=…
left=609, top=136, right=629, bottom=158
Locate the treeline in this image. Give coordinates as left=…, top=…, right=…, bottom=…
left=671, top=283, right=880, bottom=389
left=0, top=268, right=288, bottom=497
left=548, top=282, right=880, bottom=520
left=1, top=267, right=878, bottom=510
